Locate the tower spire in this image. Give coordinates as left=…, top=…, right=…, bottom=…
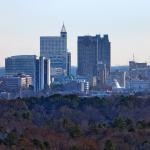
left=61, top=23, right=66, bottom=33
left=133, top=53, right=135, bottom=61
left=61, top=23, right=67, bottom=38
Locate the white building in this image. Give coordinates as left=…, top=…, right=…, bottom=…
left=106, top=70, right=126, bottom=88
left=38, top=57, right=51, bottom=91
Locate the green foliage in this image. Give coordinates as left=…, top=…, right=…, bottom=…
left=45, top=118, right=55, bottom=129
left=32, top=139, right=50, bottom=150
left=69, top=145, right=80, bottom=150
left=104, top=139, right=116, bottom=150
left=69, top=125, right=83, bottom=138
left=62, top=118, right=71, bottom=128
left=113, top=118, right=127, bottom=130
left=125, top=118, right=133, bottom=126
left=137, top=121, right=146, bottom=129
left=5, top=132, right=18, bottom=147
left=22, top=111, right=31, bottom=120
left=32, top=139, right=45, bottom=150
left=119, top=96, right=130, bottom=107
left=136, top=121, right=150, bottom=129
left=0, top=94, right=150, bottom=150
left=43, top=141, right=50, bottom=149
left=88, top=120, right=102, bottom=134
left=128, top=127, right=135, bottom=132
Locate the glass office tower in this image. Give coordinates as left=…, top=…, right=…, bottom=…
left=78, top=35, right=111, bottom=78
left=5, top=55, right=50, bottom=92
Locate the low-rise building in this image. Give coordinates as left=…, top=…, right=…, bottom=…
left=106, top=70, right=126, bottom=88
left=5, top=55, right=51, bottom=92
left=129, top=61, right=149, bottom=80
left=127, top=80, right=150, bottom=92
left=0, top=74, right=32, bottom=92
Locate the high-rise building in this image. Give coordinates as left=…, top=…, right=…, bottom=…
left=5, top=55, right=51, bottom=92
left=40, top=24, right=70, bottom=77
left=67, top=52, right=71, bottom=76
left=36, top=57, right=51, bottom=91
left=77, top=35, right=111, bottom=86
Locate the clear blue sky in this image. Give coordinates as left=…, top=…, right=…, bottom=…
left=0, top=0, right=150, bottom=66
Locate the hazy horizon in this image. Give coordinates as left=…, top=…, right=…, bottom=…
left=0, top=0, right=150, bottom=67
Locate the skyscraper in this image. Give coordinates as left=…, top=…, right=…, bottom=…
left=78, top=35, right=98, bottom=77
left=77, top=35, right=111, bottom=86
left=38, top=57, right=51, bottom=91
left=67, top=52, right=71, bottom=76
left=40, top=24, right=70, bottom=77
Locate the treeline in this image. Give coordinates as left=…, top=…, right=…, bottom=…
left=0, top=94, right=149, bottom=149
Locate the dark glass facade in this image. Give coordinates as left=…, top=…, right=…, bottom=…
left=77, top=35, right=111, bottom=79
left=67, top=52, right=71, bottom=76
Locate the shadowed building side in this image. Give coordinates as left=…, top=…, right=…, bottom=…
left=77, top=34, right=111, bottom=88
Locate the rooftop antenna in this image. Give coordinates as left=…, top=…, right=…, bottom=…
left=133, top=53, right=135, bottom=62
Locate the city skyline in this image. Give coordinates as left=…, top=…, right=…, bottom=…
left=0, top=0, right=150, bottom=67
